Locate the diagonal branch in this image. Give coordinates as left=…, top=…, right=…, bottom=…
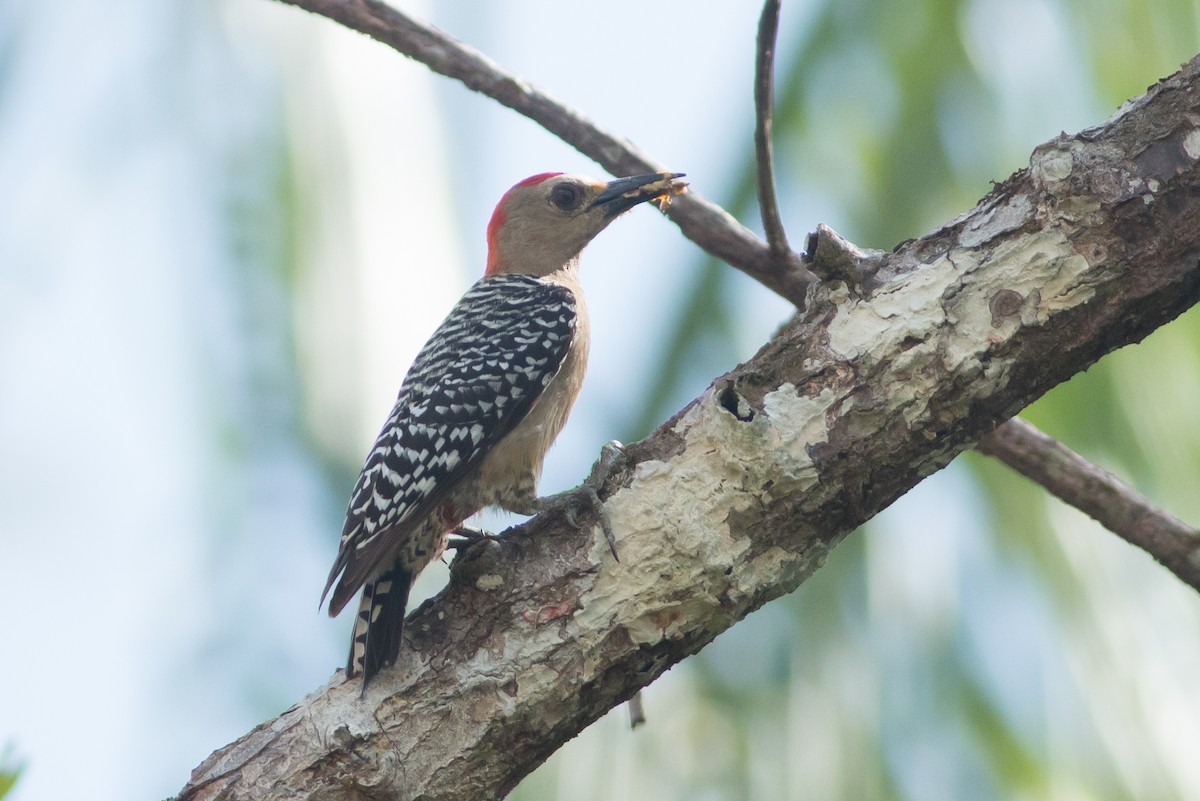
left=275, top=0, right=817, bottom=305
left=978, top=418, right=1200, bottom=590
left=178, top=51, right=1200, bottom=800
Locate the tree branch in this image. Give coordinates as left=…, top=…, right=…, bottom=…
left=274, top=0, right=817, bottom=305
left=753, top=0, right=793, bottom=263
left=978, top=418, right=1200, bottom=590
left=179, top=46, right=1200, bottom=800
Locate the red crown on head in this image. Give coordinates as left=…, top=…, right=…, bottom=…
left=486, top=173, right=564, bottom=275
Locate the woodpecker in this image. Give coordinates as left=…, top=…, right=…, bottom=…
left=322, top=170, right=686, bottom=688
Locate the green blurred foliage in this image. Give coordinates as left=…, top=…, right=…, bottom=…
left=516, top=0, right=1200, bottom=799
left=0, top=744, right=22, bottom=800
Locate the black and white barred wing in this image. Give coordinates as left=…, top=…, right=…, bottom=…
left=322, top=275, right=578, bottom=615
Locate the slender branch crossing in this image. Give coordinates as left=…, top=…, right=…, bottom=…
left=978, top=418, right=1200, bottom=591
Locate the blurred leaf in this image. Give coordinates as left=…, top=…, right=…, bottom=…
left=957, top=672, right=1051, bottom=798
left=0, top=743, right=23, bottom=800
left=1065, top=0, right=1200, bottom=105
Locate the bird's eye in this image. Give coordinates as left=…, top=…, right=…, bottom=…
left=549, top=182, right=584, bottom=212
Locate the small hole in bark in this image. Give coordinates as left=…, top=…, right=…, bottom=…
left=724, top=566, right=733, bottom=576
left=900, top=336, right=923, bottom=351
left=718, top=383, right=755, bottom=421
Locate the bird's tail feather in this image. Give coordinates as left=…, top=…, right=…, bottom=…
left=347, top=560, right=413, bottom=692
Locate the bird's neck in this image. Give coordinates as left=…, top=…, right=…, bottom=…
left=545, top=256, right=581, bottom=282
left=487, top=255, right=582, bottom=283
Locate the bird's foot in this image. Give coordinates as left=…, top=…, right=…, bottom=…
left=526, top=440, right=625, bottom=560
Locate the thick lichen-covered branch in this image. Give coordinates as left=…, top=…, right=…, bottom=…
left=178, top=53, right=1200, bottom=801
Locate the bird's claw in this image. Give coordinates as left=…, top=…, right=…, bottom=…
left=590, top=440, right=627, bottom=485
left=533, top=440, right=625, bottom=561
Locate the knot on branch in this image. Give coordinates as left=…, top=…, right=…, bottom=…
left=802, top=223, right=886, bottom=295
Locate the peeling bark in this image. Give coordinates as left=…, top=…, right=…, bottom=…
left=178, top=56, right=1200, bottom=801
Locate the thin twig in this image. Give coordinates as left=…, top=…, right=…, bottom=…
left=978, top=418, right=1200, bottom=593
left=754, top=0, right=791, bottom=261
left=275, top=0, right=817, bottom=305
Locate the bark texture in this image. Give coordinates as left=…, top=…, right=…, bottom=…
left=179, top=56, right=1200, bottom=801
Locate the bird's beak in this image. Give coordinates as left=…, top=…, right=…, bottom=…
left=590, top=172, right=687, bottom=218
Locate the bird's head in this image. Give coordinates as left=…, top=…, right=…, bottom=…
left=485, top=171, right=686, bottom=276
